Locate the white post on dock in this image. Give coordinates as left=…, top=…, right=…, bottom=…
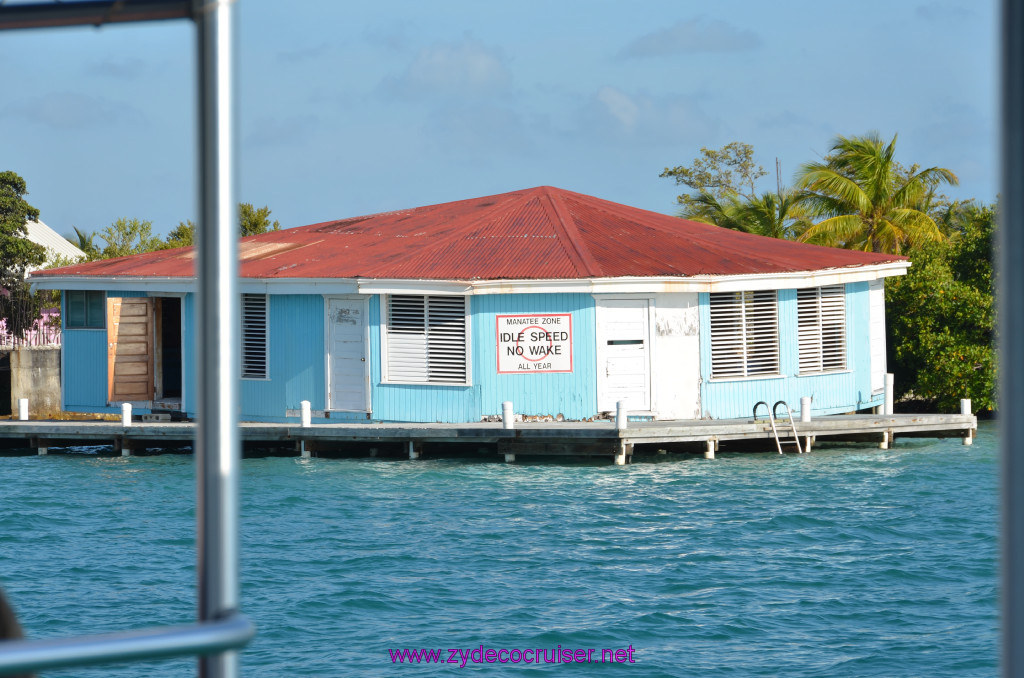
left=502, top=401, right=514, bottom=430
left=800, top=397, right=812, bottom=423
left=17, top=398, right=28, bottom=421
left=616, top=401, right=627, bottom=430
left=614, top=442, right=630, bottom=466
left=884, top=373, right=895, bottom=415
left=704, top=439, right=715, bottom=460
left=300, top=400, right=311, bottom=428
left=961, top=399, right=974, bottom=445
left=122, top=403, right=132, bottom=427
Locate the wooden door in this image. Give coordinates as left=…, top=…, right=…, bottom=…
left=107, top=297, right=154, bottom=405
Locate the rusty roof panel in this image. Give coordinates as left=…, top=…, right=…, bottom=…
left=34, top=186, right=906, bottom=282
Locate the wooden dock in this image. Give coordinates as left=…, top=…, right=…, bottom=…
left=0, top=412, right=978, bottom=463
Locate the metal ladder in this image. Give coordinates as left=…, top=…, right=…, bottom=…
left=753, top=401, right=803, bottom=454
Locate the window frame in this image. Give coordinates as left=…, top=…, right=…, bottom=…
left=64, top=290, right=106, bottom=329
left=381, top=294, right=471, bottom=386
left=797, top=284, right=848, bottom=375
left=708, top=289, right=781, bottom=380
left=241, top=293, right=269, bottom=380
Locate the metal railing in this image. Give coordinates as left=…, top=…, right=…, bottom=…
left=752, top=400, right=802, bottom=455
left=0, top=1, right=252, bottom=676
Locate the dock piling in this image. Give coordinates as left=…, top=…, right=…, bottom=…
left=884, top=373, right=895, bottom=415
left=800, top=397, right=811, bottom=422
left=502, top=401, right=514, bottom=430
left=961, top=399, right=974, bottom=445
left=880, top=430, right=889, bottom=450
left=614, top=442, right=632, bottom=465
left=504, top=453, right=516, bottom=463
left=616, top=401, right=627, bottom=430
left=408, top=441, right=421, bottom=460
left=704, top=439, right=715, bottom=460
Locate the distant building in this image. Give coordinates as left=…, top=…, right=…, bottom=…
left=31, top=187, right=907, bottom=421
left=23, top=220, right=86, bottom=271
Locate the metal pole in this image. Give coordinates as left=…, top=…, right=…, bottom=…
left=1001, top=1, right=1024, bottom=674
left=194, top=1, right=240, bottom=677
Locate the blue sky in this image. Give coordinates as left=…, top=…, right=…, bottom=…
left=1, top=0, right=997, bottom=239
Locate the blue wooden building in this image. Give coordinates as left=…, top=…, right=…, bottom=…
left=31, top=187, right=908, bottom=423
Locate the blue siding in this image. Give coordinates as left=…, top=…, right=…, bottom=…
left=238, top=295, right=328, bottom=422
left=474, top=294, right=597, bottom=419
left=699, top=284, right=883, bottom=419
left=370, top=293, right=598, bottom=423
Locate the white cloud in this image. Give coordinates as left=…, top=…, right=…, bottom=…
left=621, top=17, right=761, bottom=58
left=597, top=87, right=640, bottom=130
left=576, top=87, right=720, bottom=147
left=382, top=38, right=511, bottom=99
left=2, top=92, right=143, bottom=130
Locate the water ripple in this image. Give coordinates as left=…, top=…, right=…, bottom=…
left=0, top=423, right=999, bottom=676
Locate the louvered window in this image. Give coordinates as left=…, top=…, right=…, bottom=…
left=709, top=290, right=780, bottom=378
left=241, top=293, right=268, bottom=379
left=798, top=285, right=846, bottom=373
left=65, top=290, right=105, bottom=329
left=385, top=295, right=468, bottom=384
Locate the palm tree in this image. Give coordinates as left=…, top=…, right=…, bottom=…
left=794, top=133, right=958, bottom=254
left=682, top=188, right=811, bottom=240
left=70, top=226, right=99, bottom=259
left=736, top=190, right=814, bottom=240
left=680, top=191, right=747, bottom=232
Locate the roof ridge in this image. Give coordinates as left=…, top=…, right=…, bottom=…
left=538, top=187, right=603, bottom=277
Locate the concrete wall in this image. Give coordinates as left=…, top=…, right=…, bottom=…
left=10, top=346, right=62, bottom=417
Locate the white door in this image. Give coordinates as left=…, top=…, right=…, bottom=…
left=327, top=297, right=368, bottom=411
left=597, top=299, right=651, bottom=412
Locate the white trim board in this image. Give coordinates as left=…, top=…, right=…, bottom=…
left=30, top=261, right=910, bottom=296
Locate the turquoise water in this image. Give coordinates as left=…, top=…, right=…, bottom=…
left=0, top=424, right=998, bottom=676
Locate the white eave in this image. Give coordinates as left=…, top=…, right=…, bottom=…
left=29, top=260, right=909, bottom=295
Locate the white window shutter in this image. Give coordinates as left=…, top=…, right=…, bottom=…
left=710, top=290, right=779, bottom=378
left=387, top=295, right=468, bottom=384
left=798, top=285, right=846, bottom=373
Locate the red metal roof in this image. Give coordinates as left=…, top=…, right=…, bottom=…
left=33, top=186, right=906, bottom=281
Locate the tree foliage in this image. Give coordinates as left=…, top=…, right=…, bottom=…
left=98, top=217, right=163, bottom=259
left=661, top=142, right=767, bottom=206
left=161, top=220, right=195, bottom=249
left=682, top=188, right=813, bottom=239
left=0, top=171, right=46, bottom=286
left=0, top=171, right=47, bottom=341
left=239, top=203, right=280, bottom=237
left=885, top=203, right=996, bottom=413
left=69, top=226, right=101, bottom=260
left=795, top=132, right=958, bottom=254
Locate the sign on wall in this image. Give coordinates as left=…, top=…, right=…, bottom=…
left=496, top=314, right=573, bottom=373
